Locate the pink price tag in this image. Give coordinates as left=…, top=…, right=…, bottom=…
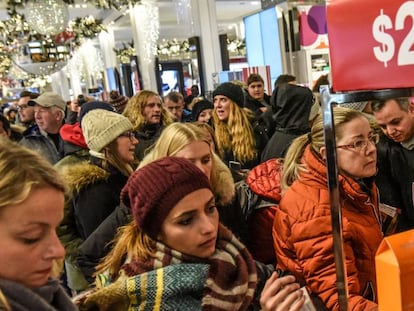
left=327, top=1, right=414, bottom=91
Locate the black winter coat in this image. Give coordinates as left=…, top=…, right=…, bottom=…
left=375, top=134, right=414, bottom=231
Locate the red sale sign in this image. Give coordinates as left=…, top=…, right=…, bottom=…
left=327, top=0, right=414, bottom=91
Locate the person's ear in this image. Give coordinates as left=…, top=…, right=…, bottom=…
left=319, top=146, right=326, bottom=160
left=408, top=101, right=414, bottom=115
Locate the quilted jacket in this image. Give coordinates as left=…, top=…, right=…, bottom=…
left=245, top=158, right=283, bottom=264
left=273, top=146, right=382, bottom=311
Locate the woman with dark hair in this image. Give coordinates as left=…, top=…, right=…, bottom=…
left=58, top=109, right=138, bottom=293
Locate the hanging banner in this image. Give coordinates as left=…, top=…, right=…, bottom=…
left=327, top=1, right=414, bottom=91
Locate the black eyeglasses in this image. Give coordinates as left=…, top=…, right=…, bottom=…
left=119, top=131, right=136, bottom=142
left=337, top=133, right=380, bottom=152
left=17, top=104, right=30, bottom=111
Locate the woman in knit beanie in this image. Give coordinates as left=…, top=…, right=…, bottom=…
left=77, top=123, right=304, bottom=311
left=212, top=82, right=267, bottom=170
left=76, top=122, right=244, bottom=280
left=58, top=109, right=138, bottom=293
left=80, top=156, right=258, bottom=310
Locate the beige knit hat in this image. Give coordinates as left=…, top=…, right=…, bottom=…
left=81, top=109, right=133, bottom=153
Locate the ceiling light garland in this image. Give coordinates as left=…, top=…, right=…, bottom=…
left=0, top=13, right=106, bottom=78
left=6, top=0, right=142, bottom=17
left=156, top=38, right=246, bottom=59
left=113, top=41, right=135, bottom=64
left=24, top=0, right=69, bottom=36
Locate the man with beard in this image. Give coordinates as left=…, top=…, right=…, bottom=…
left=372, top=97, right=414, bottom=232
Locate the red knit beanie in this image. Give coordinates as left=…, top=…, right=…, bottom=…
left=121, top=156, right=212, bottom=239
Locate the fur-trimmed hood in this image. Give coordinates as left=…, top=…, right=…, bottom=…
left=59, top=162, right=110, bottom=194
left=212, top=153, right=235, bottom=206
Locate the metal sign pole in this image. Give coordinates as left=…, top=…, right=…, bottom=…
left=320, top=85, right=348, bottom=311
left=320, top=85, right=414, bottom=310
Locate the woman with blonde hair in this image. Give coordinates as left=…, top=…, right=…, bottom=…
left=212, top=82, right=267, bottom=170
left=0, top=139, right=77, bottom=310
left=123, top=90, right=173, bottom=160
left=140, top=122, right=235, bottom=211
left=274, top=107, right=382, bottom=310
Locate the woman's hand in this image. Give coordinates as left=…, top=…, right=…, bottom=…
left=260, top=272, right=305, bottom=311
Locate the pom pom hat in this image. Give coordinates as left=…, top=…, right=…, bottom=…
left=213, top=82, right=245, bottom=108
left=121, top=157, right=212, bottom=240
left=81, top=109, right=133, bottom=153
left=108, top=90, right=129, bottom=113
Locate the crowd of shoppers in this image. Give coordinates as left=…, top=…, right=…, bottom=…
left=0, top=73, right=412, bottom=310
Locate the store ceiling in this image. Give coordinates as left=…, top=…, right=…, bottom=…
left=0, top=0, right=262, bottom=44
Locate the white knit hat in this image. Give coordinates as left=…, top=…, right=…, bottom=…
left=81, top=109, right=133, bottom=153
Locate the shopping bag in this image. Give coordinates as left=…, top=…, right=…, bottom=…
left=375, top=229, right=414, bottom=311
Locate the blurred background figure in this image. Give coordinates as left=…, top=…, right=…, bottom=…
left=191, top=99, right=213, bottom=123
left=163, top=91, right=191, bottom=122
left=108, top=90, right=129, bottom=114
left=245, top=73, right=271, bottom=115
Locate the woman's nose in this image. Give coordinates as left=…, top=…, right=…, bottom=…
left=44, top=232, right=65, bottom=260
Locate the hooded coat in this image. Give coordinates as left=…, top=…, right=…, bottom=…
left=273, top=146, right=382, bottom=311
left=261, top=84, right=314, bottom=161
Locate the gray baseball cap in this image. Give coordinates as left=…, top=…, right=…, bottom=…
left=29, top=92, right=66, bottom=111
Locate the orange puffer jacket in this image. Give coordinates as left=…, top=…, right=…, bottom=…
left=273, top=146, right=382, bottom=311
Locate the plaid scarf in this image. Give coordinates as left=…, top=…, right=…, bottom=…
left=81, top=224, right=257, bottom=311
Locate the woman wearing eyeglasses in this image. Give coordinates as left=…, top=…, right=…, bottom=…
left=273, top=107, right=382, bottom=311
left=58, top=109, right=138, bottom=294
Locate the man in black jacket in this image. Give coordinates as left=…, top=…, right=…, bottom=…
left=372, top=97, right=414, bottom=232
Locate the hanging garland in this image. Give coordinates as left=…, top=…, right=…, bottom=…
left=227, top=38, right=246, bottom=57
left=69, top=16, right=107, bottom=42
left=157, top=39, right=189, bottom=57
left=5, top=0, right=142, bottom=17
left=157, top=38, right=246, bottom=58
left=113, top=40, right=135, bottom=64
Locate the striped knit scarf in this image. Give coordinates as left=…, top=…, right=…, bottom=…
left=123, top=224, right=257, bottom=310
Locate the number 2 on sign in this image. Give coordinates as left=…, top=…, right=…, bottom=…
left=372, top=1, right=414, bottom=68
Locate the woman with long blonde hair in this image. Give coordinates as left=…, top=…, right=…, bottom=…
left=212, top=82, right=267, bottom=170
left=123, top=90, right=173, bottom=160
left=0, top=139, right=77, bottom=310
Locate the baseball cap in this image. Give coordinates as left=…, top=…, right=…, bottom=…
left=29, top=92, right=66, bottom=111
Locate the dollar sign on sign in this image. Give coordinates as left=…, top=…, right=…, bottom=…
left=372, top=9, right=395, bottom=68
